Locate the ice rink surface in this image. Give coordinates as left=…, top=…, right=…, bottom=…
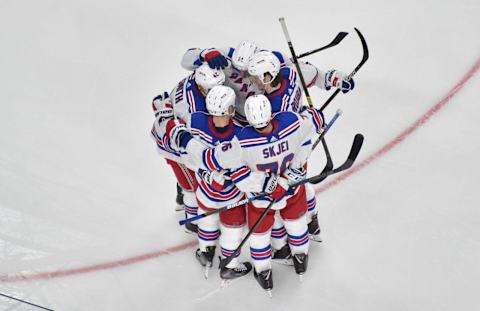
left=1, top=0, right=479, bottom=310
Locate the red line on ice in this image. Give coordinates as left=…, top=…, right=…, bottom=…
left=315, top=58, right=480, bottom=194
left=1, top=58, right=479, bottom=283
left=0, top=241, right=197, bottom=282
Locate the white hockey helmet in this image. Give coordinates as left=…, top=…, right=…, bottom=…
left=194, top=63, right=225, bottom=91
left=247, top=51, right=281, bottom=84
left=244, top=94, right=272, bottom=128
left=206, top=85, right=236, bottom=117
left=232, top=40, right=258, bottom=71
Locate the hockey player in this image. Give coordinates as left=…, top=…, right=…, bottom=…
left=151, top=63, right=225, bottom=233
left=166, top=94, right=326, bottom=292
left=185, top=85, right=252, bottom=280
left=247, top=50, right=355, bottom=113
left=171, top=62, right=226, bottom=122
left=245, top=50, right=353, bottom=254
left=181, top=41, right=262, bottom=125
left=181, top=41, right=354, bottom=123
left=233, top=95, right=320, bottom=292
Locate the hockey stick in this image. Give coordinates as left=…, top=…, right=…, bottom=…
left=297, top=32, right=348, bottom=59
left=220, top=133, right=364, bottom=268
left=279, top=17, right=318, bottom=107
left=178, top=109, right=343, bottom=227
left=319, top=28, right=369, bottom=112
left=179, top=170, right=328, bottom=226
left=0, top=293, right=54, bottom=311
left=279, top=17, right=335, bottom=185
left=309, top=133, right=364, bottom=184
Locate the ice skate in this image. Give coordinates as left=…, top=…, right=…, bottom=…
left=219, top=258, right=252, bottom=280
left=272, top=244, right=293, bottom=266
left=175, top=183, right=184, bottom=211
left=195, top=246, right=216, bottom=279
left=253, top=269, right=273, bottom=297
left=308, top=212, right=322, bottom=242
left=292, top=253, right=308, bottom=281
left=184, top=221, right=198, bottom=235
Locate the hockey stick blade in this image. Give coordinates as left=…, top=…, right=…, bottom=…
left=309, top=133, right=364, bottom=184
left=319, top=28, right=369, bottom=112
left=297, top=32, right=348, bottom=59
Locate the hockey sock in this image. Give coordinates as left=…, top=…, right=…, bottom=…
left=271, top=212, right=287, bottom=251
left=249, top=232, right=272, bottom=273
left=305, top=183, right=317, bottom=223
left=183, top=191, right=198, bottom=224
left=197, top=206, right=219, bottom=251
left=284, top=216, right=310, bottom=255
left=219, top=223, right=244, bottom=269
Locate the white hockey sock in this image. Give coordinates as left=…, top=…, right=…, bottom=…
left=197, top=206, right=219, bottom=252
left=305, top=183, right=317, bottom=223
left=249, top=232, right=272, bottom=273
left=183, top=191, right=198, bottom=224
left=283, top=216, right=310, bottom=255
left=219, top=223, right=244, bottom=268
left=271, top=212, right=287, bottom=251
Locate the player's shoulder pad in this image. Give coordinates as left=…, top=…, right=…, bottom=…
left=273, top=110, right=299, bottom=126
left=279, top=66, right=296, bottom=79
left=190, top=111, right=209, bottom=128
left=236, top=125, right=263, bottom=141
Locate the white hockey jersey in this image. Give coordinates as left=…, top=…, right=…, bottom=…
left=188, top=112, right=245, bottom=209
left=150, top=116, right=184, bottom=163
left=183, top=110, right=321, bottom=209
left=170, top=73, right=209, bottom=123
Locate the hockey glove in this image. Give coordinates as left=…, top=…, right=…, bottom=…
left=152, top=92, right=174, bottom=121
left=284, top=167, right=306, bottom=184
left=263, top=174, right=290, bottom=201
left=165, top=119, right=192, bottom=151
left=325, top=70, right=355, bottom=93
left=202, top=49, right=228, bottom=70
left=200, top=169, right=227, bottom=192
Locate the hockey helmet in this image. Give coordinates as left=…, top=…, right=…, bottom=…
left=194, top=63, right=225, bottom=92
left=244, top=94, right=272, bottom=128
left=232, top=40, right=258, bottom=71
left=206, top=85, right=236, bottom=117
left=247, top=51, right=281, bottom=84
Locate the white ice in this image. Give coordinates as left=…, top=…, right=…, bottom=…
left=1, top=0, right=479, bottom=310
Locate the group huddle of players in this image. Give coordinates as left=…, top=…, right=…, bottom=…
left=150, top=41, right=355, bottom=293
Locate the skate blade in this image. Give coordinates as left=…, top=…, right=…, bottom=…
left=203, top=262, right=213, bottom=279
left=184, top=229, right=197, bottom=235
left=204, top=266, right=210, bottom=279
left=298, top=274, right=304, bottom=282
left=221, top=279, right=232, bottom=288
left=309, top=234, right=322, bottom=243
left=265, top=289, right=273, bottom=298
left=272, top=258, right=293, bottom=266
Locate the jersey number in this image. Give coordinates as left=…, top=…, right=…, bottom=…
left=256, top=153, right=294, bottom=175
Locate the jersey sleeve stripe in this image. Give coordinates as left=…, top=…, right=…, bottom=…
left=278, top=119, right=300, bottom=139
left=202, top=148, right=222, bottom=171
left=238, top=137, right=269, bottom=147
left=231, top=166, right=251, bottom=183
left=191, top=128, right=213, bottom=144
left=306, top=108, right=323, bottom=131
left=187, top=90, right=196, bottom=113
left=281, top=94, right=289, bottom=112
left=198, top=179, right=241, bottom=201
